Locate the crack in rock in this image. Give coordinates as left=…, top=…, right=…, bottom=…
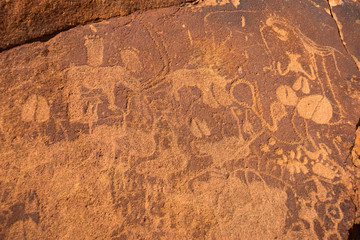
left=327, top=0, right=360, bottom=71
left=0, top=0, right=197, bottom=53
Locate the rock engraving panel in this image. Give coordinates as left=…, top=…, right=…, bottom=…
left=0, top=1, right=359, bottom=239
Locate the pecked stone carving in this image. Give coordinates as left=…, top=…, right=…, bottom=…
left=0, top=0, right=359, bottom=239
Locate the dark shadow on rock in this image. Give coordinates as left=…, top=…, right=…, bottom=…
left=349, top=224, right=360, bottom=240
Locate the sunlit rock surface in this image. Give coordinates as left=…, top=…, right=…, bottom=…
left=0, top=0, right=360, bottom=239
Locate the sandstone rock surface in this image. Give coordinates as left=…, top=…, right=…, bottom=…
left=0, top=0, right=194, bottom=51
left=328, top=0, right=360, bottom=70
left=0, top=0, right=360, bottom=239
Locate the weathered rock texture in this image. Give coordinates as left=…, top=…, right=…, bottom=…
left=327, top=0, right=360, bottom=70
left=0, top=0, right=195, bottom=51
left=1, top=0, right=360, bottom=239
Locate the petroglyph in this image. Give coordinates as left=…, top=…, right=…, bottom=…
left=276, top=52, right=316, bottom=80
left=120, top=48, right=143, bottom=73
left=261, top=16, right=345, bottom=124
left=292, top=76, right=310, bottom=94
left=167, top=67, right=233, bottom=108
left=276, top=85, right=333, bottom=124
left=276, top=85, right=298, bottom=106
left=167, top=172, right=289, bottom=239
left=63, top=35, right=144, bottom=133
left=276, top=149, right=309, bottom=178
left=0, top=1, right=359, bottom=239
left=194, top=135, right=251, bottom=165
left=84, top=35, right=103, bottom=67
left=21, top=94, right=50, bottom=123
left=329, top=0, right=343, bottom=7
left=297, top=94, right=333, bottom=124
left=116, top=126, right=157, bottom=158
left=190, top=117, right=211, bottom=138
left=312, top=161, right=340, bottom=180
left=200, top=0, right=241, bottom=8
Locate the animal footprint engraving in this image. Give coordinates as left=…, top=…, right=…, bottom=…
left=311, top=160, right=341, bottom=180
left=296, top=95, right=333, bottom=124
left=275, top=147, right=309, bottom=179
left=276, top=85, right=333, bottom=124
left=21, top=94, right=50, bottom=123
left=276, top=85, right=298, bottom=106
left=302, top=143, right=342, bottom=180
left=292, top=76, right=310, bottom=94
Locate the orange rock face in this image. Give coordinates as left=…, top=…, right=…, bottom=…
left=0, top=0, right=194, bottom=51
left=0, top=0, right=360, bottom=239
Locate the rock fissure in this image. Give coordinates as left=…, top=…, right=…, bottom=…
left=0, top=0, right=197, bottom=53
left=350, top=120, right=360, bottom=228
left=0, top=16, right=128, bottom=54
left=326, top=0, right=360, bottom=72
